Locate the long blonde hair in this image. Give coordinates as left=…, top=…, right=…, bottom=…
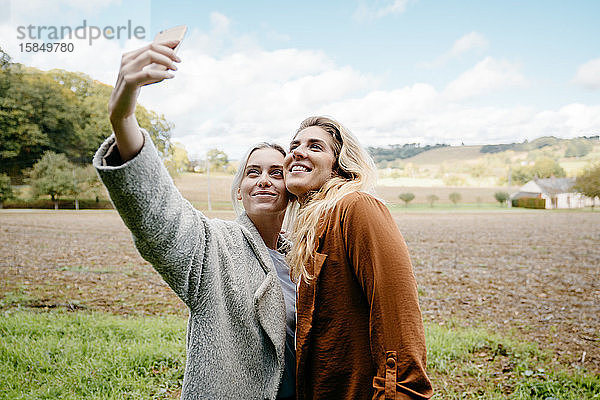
left=286, top=116, right=377, bottom=283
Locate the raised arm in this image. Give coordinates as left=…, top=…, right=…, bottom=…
left=94, top=43, right=211, bottom=309
left=107, top=41, right=181, bottom=161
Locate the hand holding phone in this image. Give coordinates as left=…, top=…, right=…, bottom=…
left=148, top=25, right=187, bottom=71
left=109, top=25, right=187, bottom=160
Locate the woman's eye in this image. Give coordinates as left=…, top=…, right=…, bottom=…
left=310, top=143, right=323, bottom=150
left=271, top=169, right=283, bottom=177
left=246, top=169, right=259, bottom=176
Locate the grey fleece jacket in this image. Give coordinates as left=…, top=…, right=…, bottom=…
left=93, top=130, right=287, bottom=400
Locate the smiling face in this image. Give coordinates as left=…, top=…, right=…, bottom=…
left=237, top=148, right=289, bottom=220
left=283, top=126, right=337, bottom=199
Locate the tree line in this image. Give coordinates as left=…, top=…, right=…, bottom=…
left=368, top=143, right=449, bottom=164
left=481, top=136, right=597, bottom=157
left=0, top=47, right=193, bottom=208
left=370, top=136, right=598, bottom=166
left=0, top=47, right=175, bottom=180
left=395, top=167, right=600, bottom=209
left=397, top=191, right=510, bottom=208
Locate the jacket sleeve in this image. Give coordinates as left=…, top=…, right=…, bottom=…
left=93, top=129, right=208, bottom=309
left=341, top=194, right=433, bottom=400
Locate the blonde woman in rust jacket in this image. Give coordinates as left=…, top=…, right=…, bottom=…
left=284, top=116, right=433, bottom=400
left=94, top=40, right=297, bottom=400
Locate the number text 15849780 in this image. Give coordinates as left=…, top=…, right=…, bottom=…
left=19, top=42, right=75, bottom=53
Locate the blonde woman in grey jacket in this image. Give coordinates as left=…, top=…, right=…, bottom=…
left=93, top=40, right=296, bottom=400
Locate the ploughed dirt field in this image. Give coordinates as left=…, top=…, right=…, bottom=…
left=1, top=210, right=598, bottom=373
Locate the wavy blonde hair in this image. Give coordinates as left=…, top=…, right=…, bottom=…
left=286, top=116, right=377, bottom=283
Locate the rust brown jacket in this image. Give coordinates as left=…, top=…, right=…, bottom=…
left=296, top=192, right=433, bottom=400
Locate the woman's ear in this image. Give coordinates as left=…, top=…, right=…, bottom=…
left=236, top=187, right=242, bottom=201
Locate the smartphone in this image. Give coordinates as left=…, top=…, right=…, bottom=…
left=149, top=25, right=187, bottom=71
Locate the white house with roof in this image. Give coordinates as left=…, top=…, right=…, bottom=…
left=510, top=177, right=599, bottom=209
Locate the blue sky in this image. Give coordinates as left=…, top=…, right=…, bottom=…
left=1, top=0, right=599, bottom=159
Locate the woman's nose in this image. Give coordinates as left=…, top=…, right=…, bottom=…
left=257, top=173, right=272, bottom=187
left=292, top=146, right=306, bottom=159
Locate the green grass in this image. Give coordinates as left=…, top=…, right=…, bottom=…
left=0, top=311, right=185, bottom=399
left=426, top=321, right=600, bottom=399
left=0, top=287, right=36, bottom=309
left=0, top=311, right=598, bottom=399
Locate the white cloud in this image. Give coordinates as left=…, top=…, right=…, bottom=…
left=27, top=36, right=146, bottom=84
left=9, top=0, right=122, bottom=18
left=160, top=41, right=598, bottom=157
left=422, top=32, right=489, bottom=68
left=319, top=92, right=600, bottom=149
left=450, top=32, right=489, bottom=57
left=209, top=12, right=231, bottom=35
left=443, top=57, right=528, bottom=100
left=572, top=58, right=600, bottom=89
left=1, top=0, right=151, bottom=83
left=353, top=0, right=410, bottom=22
left=2, top=8, right=598, bottom=160
left=0, top=22, right=146, bottom=85
left=555, top=103, right=600, bottom=132
left=323, top=83, right=440, bottom=134
left=138, top=43, right=378, bottom=158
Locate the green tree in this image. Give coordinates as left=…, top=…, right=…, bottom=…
left=48, top=70, right=114, bottom=163
left=511, top=165, right=533, bottom=185
left=136, top=108, right=174, bottom=160
left=511, top=157, right=567, bottom=185
left=522, top=136, right=560, bottom=151
left=426, top=194, right=439, bottom=208
left=28, top=151, right=75, bottom=210
left=449, top=192, right=462, bottom=205
left=0, top=47, right=13, bottom=95
left=573, top=163, right=600, bottom=210
left=0, top=62, right=46, bottom=175
left=494, top=191, right=509, bottom=206
left=564, top=139, right=593, bottom=158
left=207, top=149, right=229, bottom=171
left=531, top=157, right=566, bottom=179
left=398, top=192, right=415, bottom=207
left=442, top=174, right=466, bottom=186
left=0, top=49, right=174, bottom=176
left=0, top=63, right=85, bottom=175
left=69, top=165, right=100, bottom=210
left=47, top=69, right=96, bottom=98
left=79, top=164, right=103, bottom=203
left=164, top=142, right=190, bottom=177
left=468, top=163, right=489, bottom=178
left=0, top=173, right=14, bottom=208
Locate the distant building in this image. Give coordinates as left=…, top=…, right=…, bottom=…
left=510, top=177, right=600, bottom=209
